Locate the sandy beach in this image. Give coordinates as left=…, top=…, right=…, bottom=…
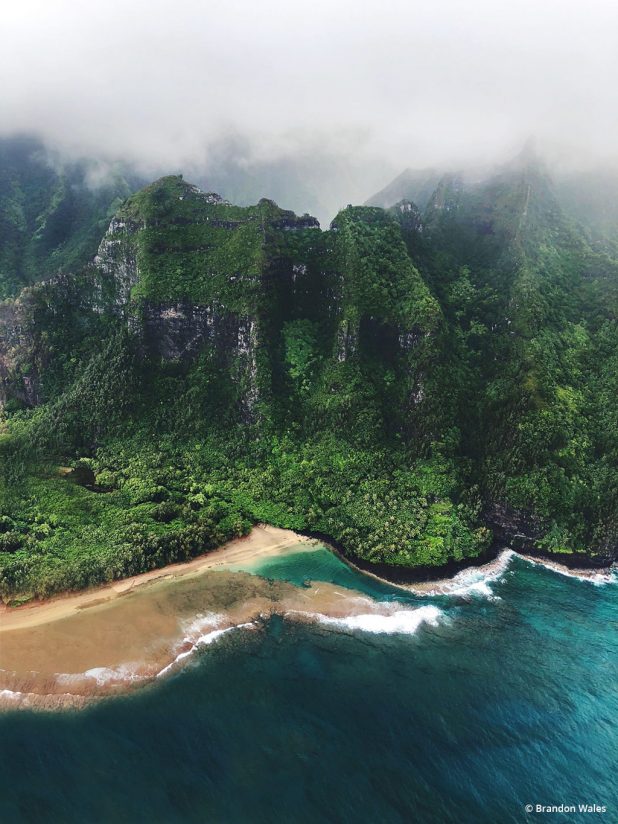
left=0, top=524, right=315, bottom=633
left=0, top=525, right=380, bottom=709
left=2, top=526, right=613, bottom=711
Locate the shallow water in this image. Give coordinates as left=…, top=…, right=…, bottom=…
left=1, top=549, right=616, bottom=823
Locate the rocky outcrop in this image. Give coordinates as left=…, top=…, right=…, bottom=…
left=93, top=216, right=142, bottom=311
left=138, top=300, right=259, bottom=417
left=335, top=318, right=358, bottom=362
left=90, top=182, right=312, bottom=419
left=393, top=199, right=423, bottom=234
left=589, top=518, right=618, bottom=565
left=484, top=502, right=545, bottom=552
left=235, top=318, right=259, bottom=419
left=484, top=501, right=617, bottom=567
left=141, top=302, right=219, bottom=360
left=0, top=293, right=39, bottom=408
left=271, top=214, right=320, bottom=231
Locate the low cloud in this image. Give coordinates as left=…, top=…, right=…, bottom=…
left=2, top=0, right=617, bottom=220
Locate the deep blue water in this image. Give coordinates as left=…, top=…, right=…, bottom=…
left=1, top=550, right=616, bottom=824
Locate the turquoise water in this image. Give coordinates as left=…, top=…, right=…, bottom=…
left=1, top=549, right=616, bottom=823
left=231, top=545, right=409, bottom=598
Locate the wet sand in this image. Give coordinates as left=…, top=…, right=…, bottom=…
left=0, top=526, right=393, bottom=710
left=0, top=525, right=316, bottom=632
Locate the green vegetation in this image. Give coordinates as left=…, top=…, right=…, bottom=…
left=0, top=135, right=138, bottom=298
left=1, top=150, right=617, bottom=600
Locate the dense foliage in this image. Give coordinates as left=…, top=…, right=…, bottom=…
left=1, top=150, right=617, bottom=600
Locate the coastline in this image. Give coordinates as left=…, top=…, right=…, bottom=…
left=304, top=533, right=616, bottom=593
left=0, top=524, right=317, bottom=632
left=1, top=523, right=615, bottom=711
left=2, top=525, right=613, bottom=632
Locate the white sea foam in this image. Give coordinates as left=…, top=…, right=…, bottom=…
left=418, top=548, right=616, bottom=596
left=0, top=687, right=88, bottom=709
left=156, top=619, right=255, bottom=679
left=448, top=579, right=497, bottom=599
left=518, top=554, right=617, bottom=586
left=293, top=604, right=444, bottom=635
left=416, top=549, right=516, bottom=599
left=0, top=688, right=22, bottom=701
left=182, top=612, right=226, bottom=641
left=83, top=665, right=147, bottom=686
left=53, top=664, right=148, bottom=687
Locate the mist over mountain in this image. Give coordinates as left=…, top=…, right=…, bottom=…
left=368, top=149, right=618, bottom=252
left=3, top=1, right=618, bottom=226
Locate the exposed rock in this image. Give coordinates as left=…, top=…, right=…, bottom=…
left=336, top=318, right=358, bottom=362
left=93, top=216, right=142, bottom=310
left=483, top=501, right=545, bottom=552
left=485, top=501, right=617, bottom=566
left=235, top=318, right=259, bottom=420
left=398, top=328, right=423, bottom=351
left=0, top=292, right=39, bottom=408
left=141, top=302, right=218, bottom=360
left=272, top=215, right=320, bottom=231
left=394, top=199, right=423, bottom=234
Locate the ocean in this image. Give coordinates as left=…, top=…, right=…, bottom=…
left=1, top=548, right=616, bottom=823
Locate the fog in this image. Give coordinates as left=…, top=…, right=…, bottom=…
left=2, top=0, right=617, bottom=222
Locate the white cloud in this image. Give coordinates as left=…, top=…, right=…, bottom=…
left=2, top=0, right=617, bottom=214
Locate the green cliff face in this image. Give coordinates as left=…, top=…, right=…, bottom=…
left=0, top=154, right=616, bottom=599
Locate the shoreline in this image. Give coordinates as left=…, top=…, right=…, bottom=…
left=1, top=524, right=614, bottom=711
left=0, top=524, right=317, bottom=633
left=2, top=526, right=614, bottom=631
left=299, top=530, right=615, bottom=591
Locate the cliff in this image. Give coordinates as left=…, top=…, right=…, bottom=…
left=1, top=159, right=617, bottom=599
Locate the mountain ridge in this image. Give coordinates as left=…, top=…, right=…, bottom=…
left=0, top=156, right=616, bottom=600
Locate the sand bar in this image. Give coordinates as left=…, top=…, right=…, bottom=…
left=0, top=524, right=315, bottom=632
left=0, top=526, right=389, bottom=709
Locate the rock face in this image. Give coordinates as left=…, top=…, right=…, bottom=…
left=93, top=216, right=142, bottom=311
left=0, top=295, right=38, bottom=408
left=335, top=318, right=358, bottom=362
left=88, top=177, right=325, bottom=419
left=138, top=301, right=259, bottom=418
left=141, top=302, right=218, bottom=360
left=1, top=178, right=443, bottom=429
left=484, top=502, right=545, bottom=552
left=485, top=502, right=617, bottom=566
left=0, top=177, right=323, bottom=420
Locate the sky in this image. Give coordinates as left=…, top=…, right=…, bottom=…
left=2, top=0, right=618, bottom=221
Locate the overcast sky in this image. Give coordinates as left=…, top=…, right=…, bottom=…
left=2, top=0, right=618, bottom=216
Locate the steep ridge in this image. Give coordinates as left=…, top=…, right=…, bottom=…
left=0, top=157, right=617, bottom=601
left=389, top=151, right=618, bottom=561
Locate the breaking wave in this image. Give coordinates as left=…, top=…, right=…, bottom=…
left=413, top=548, right=615, bottom=600
left=290, top=604, right=444, bottom=635
left=414, top=549, right=516, bottom=599
left=156, top=614, right=256, bottom=679
left=518, top=554, right=617, bottom=586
